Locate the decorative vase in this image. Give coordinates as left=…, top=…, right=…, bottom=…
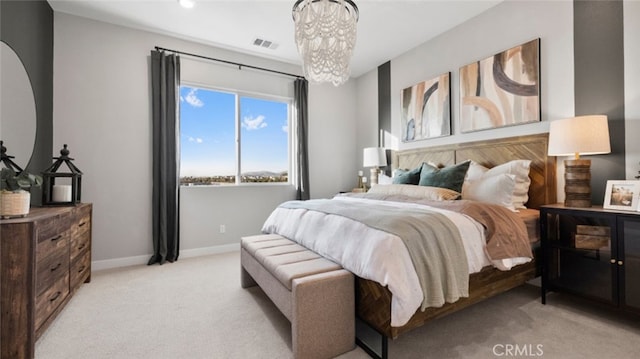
left=0, top=190, right=31, bottom=219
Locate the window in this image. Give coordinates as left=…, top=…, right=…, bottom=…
left=179, top=85, right=291, bottom=185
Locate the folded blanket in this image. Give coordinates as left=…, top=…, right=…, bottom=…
left=342, top=193, right=532, bottom=261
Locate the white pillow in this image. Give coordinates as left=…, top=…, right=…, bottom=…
left=464, top=160, right=531, bottom=209
left=462, top=173, right=517, bottom=211
left=378, top=173, right=393, bottom=185
left=368, top=184, right=461, bottom=201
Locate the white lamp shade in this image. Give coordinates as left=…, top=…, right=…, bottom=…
left=363, top=147, right=387, bottom=167
left=548, top=115, right=611, bottom=157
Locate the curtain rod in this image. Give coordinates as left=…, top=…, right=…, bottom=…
left=154, top=46, right=304, bottom=80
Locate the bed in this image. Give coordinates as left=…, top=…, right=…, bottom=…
left=263, top=133, right=556, bottom=357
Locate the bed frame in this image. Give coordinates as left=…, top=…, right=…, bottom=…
left=355, top=133, right=556, bottom=355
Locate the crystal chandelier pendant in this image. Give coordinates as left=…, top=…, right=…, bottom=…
left=292, top=0, right=359, bottom=86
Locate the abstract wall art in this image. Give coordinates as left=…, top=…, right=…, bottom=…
left=459, top=39, right=540, bottom=133
left=401, top=72, right=451, bottom=142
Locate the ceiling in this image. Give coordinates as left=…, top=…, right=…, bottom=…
left=47, top=0, right=503, bottom=78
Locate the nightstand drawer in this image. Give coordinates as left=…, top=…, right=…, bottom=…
left=70, top=251, right=91, bottom=289
left=35, top=274, right=69, bottom=330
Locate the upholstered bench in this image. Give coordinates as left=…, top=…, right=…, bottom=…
left=240, top=234, right=355, bottom=359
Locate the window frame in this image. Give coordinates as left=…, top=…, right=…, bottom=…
left=179, top=81, right=294, bottom=186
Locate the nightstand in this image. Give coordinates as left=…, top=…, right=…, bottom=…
left=540, top=204, right=640, bottom=314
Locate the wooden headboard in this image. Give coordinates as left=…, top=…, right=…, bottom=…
left=391, top=133, right=557, bottom=209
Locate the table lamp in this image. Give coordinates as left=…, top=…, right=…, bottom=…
left=548, top=115, right=611, bottom=207
left=363, top=147, right=387, bottom=185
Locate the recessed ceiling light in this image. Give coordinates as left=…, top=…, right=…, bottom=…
left=178, top=0, right=195, bottom=9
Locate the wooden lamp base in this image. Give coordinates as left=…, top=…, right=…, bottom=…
left=369, top=167, right=379, bottom=185
left=564, top=159, right=592, bottom=207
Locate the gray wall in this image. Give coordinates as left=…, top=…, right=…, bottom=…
left=574, top=0, right=625, bottom=205
left=53, top=13, right=357, bottom=268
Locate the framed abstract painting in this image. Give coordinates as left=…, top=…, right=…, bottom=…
left=459, top=39, right=540, bottom=133
left=401, top=72, right=451, bottom=142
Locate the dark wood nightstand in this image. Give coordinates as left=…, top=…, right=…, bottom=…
left=540, top=204, right=640, bottom=314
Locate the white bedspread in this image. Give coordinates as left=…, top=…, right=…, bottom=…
left=262, top=196, right=495, bottom=327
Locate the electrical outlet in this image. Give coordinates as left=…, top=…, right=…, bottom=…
left=219, top=224, right=226, bottom=233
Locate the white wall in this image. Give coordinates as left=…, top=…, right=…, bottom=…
left=625, top=0, right=640, bottom=180
left=49, top=2, right=640, bottom=267
left=390, top=0, right=574, bottom=150
left=355, top=70, right=380, bottom=177
left=355, top=0, right=640, bottom=188
left=307, top=81, right=359, bottom=197
left=355, top=0, right=574, bottom=200
left=53, top=13, right=357, bottom=267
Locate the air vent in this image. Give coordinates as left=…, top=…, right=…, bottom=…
left=252, top=38, right=279, bottom=50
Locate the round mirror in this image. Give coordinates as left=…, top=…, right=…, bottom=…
left=1, top=41, right=37, bottom=170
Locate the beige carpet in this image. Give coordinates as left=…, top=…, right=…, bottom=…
left=35, top=251, right=640, bottom=359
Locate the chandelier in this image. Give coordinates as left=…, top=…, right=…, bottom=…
left=292, top=0, right=359, bottom=86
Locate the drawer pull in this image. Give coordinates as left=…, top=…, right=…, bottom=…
left=49, top=291, right=62, bottom=302
left=618, top=260, right=623, bottom=266
left=51, top=235, right=62, bottom=242
left=610, top=259, right=616, bottom=264
left=50, top=262, right=62, bottom=272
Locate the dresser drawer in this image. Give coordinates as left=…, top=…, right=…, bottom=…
left=35, top=274, right=69, bottom=330
left=70, top=250, right=91, bottom=290
left=36, top=242, right=70, bottom=296
left=35, top=227, right=69, bottom=265
left=72, top=205, right=91, bottom=238
left=70, top=229, right=90, bottom=263
left=37, top=211, right=71, bottom=244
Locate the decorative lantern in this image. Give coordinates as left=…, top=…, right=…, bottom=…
left=42, top=144, right=83, bottom=206
left=1, top=140, right=24, bottom=173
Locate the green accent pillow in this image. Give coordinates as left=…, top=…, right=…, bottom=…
left=392, top=166, right=422, bottom=185
left=418, top=161, right=471, bottom=193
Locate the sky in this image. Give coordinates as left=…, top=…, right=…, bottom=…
left=179, top=86, right=289, bottom=177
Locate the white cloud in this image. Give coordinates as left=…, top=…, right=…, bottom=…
left=282, top=124, right=288, bottom=133
left=242, top=115, right=267, bottom=130
left=184, top=88, right=204, bottom=108
left=188, top=136, right=203, bottom=143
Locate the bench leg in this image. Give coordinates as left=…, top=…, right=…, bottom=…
left=241, top=265, right=257, bottom=289
left=292, top=270, right=355, bottom=359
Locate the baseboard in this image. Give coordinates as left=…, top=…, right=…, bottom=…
left=180, top=243, right=240, bottom=259
left=91, top=243, right=240, bottom=271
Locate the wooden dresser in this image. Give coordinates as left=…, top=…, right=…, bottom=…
left=1, top=203, right=92, bottom=359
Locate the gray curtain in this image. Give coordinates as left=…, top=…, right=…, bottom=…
left=149, top=50, right=180, bottom=265
left=294, top=78, right=310, bottom=200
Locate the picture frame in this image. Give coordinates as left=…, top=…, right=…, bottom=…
left=459, top=38, right=540, bottom=133
left=400, top=72, right=451, bottom=142
left=603, top=180, right=640, bottom=211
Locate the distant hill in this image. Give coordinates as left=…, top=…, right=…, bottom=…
left=242, top=171, right=287, bottom=177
